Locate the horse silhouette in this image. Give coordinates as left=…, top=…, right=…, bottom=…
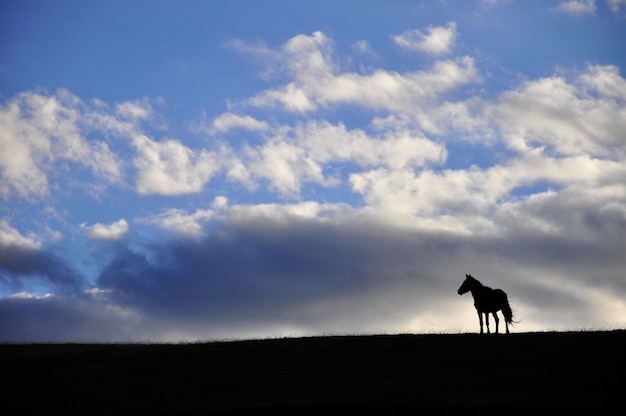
left=458, top=274, right=514, bottom=334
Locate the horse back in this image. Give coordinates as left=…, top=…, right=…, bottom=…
left=494, top=288, right=508, bottom=299
left=474, top=287, right=507, bottom=312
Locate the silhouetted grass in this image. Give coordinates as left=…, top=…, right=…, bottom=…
left=3, top=331, right=624, bottom=414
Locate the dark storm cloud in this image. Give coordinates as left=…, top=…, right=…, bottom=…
left=0, top=292, right=138, bottom=342
left=97, top=216, right=451, bottom=327
left=2, top=208, right=625, bottom=342
left=0, top=244, right=82, bottom=293
left=4, top=214, right=469, bottom=342
left=97, top=209, right=626, bottom=335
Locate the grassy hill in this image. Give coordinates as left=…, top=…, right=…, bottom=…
left=3, top=331, right=625, bottom=413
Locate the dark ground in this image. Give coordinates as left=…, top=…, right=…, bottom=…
left=3, top=331, right=625, bottom=414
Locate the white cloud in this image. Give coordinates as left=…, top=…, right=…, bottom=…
left=0, top=108, right=49, bottom=198
left=226, top=201, right=349, bottom=224
left=133, top=134, right=221, bottom=195
left=351, top=40, right=378, bottom=58
left=9, top=291, right=52, bottom=299
left=349, top=148, right=626, bottom=236
left=0, top=220, right=41, bottom=250
left=115, top=99, right=152, bottom=120
left=497, top=183, right=626, bottom=239
left=408, top=98, right=493, bottom=139
left=0, top=90, right=122, bottom=199
left=241, top=31, right=477, bottom=114
left=249, top=56, right=478, bottom=114
left=138, top=197, right=228, bottom=237
left=242, top=136, right=326, bottom=196
left=211, top=112, right=269, bottom=134
left=221, top=31, right=626, bottom=223
left=346, top=63, right=626, bottom=236
left=393, top=22, right=458, bottom=55
left=555, top=0, right=596, bottom=15
left=250, top=83, right=317, bottom=112
left=492, top=65, right=626, bottom=158
left=298, top=121, right=446, bottom=170
left=140, top=208, right=216, bottom=237
left=139, top=198, right=349, bottom=236
left=204, top=33, right=626, bottom=241
left=579, top=64, right=626, bottom=100
left=222, top=120, right=447, bottom=198
left=349, top=166, right=508, bottom=234
left=81, top=219, right=129, bottom=240
left=607, top=0, right=626, bottom=13
left=0, top=90, right=226, bottom=199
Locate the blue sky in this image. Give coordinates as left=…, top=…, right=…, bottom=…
left=1, top=0, right=626, bottom=341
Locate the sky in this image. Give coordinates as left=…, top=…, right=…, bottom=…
left=1, top=0, right=626, bottom=342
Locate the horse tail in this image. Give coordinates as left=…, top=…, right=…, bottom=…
left=502, top=292, right=515, bottom=325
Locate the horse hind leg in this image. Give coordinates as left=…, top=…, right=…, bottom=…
left=485, top=313, right=490, bottom=334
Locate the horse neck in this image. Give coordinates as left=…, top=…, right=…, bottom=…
left=469, top=280, right=486, bottom=296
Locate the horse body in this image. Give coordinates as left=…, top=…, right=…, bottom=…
left=458, top=274, right=514, bottom=334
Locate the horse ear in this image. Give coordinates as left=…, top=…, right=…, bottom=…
left=465, top=274, right=469, bottom=278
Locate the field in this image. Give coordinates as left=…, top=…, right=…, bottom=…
left=4, top=331, right=625, bottom=413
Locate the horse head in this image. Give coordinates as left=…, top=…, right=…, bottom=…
left=457, top=273, right=474, bottom=295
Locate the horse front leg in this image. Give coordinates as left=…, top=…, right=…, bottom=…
left=477, top=310, right=483, bottom=334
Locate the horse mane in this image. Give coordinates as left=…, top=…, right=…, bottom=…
left=466, top=274, right=484, bottom=288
